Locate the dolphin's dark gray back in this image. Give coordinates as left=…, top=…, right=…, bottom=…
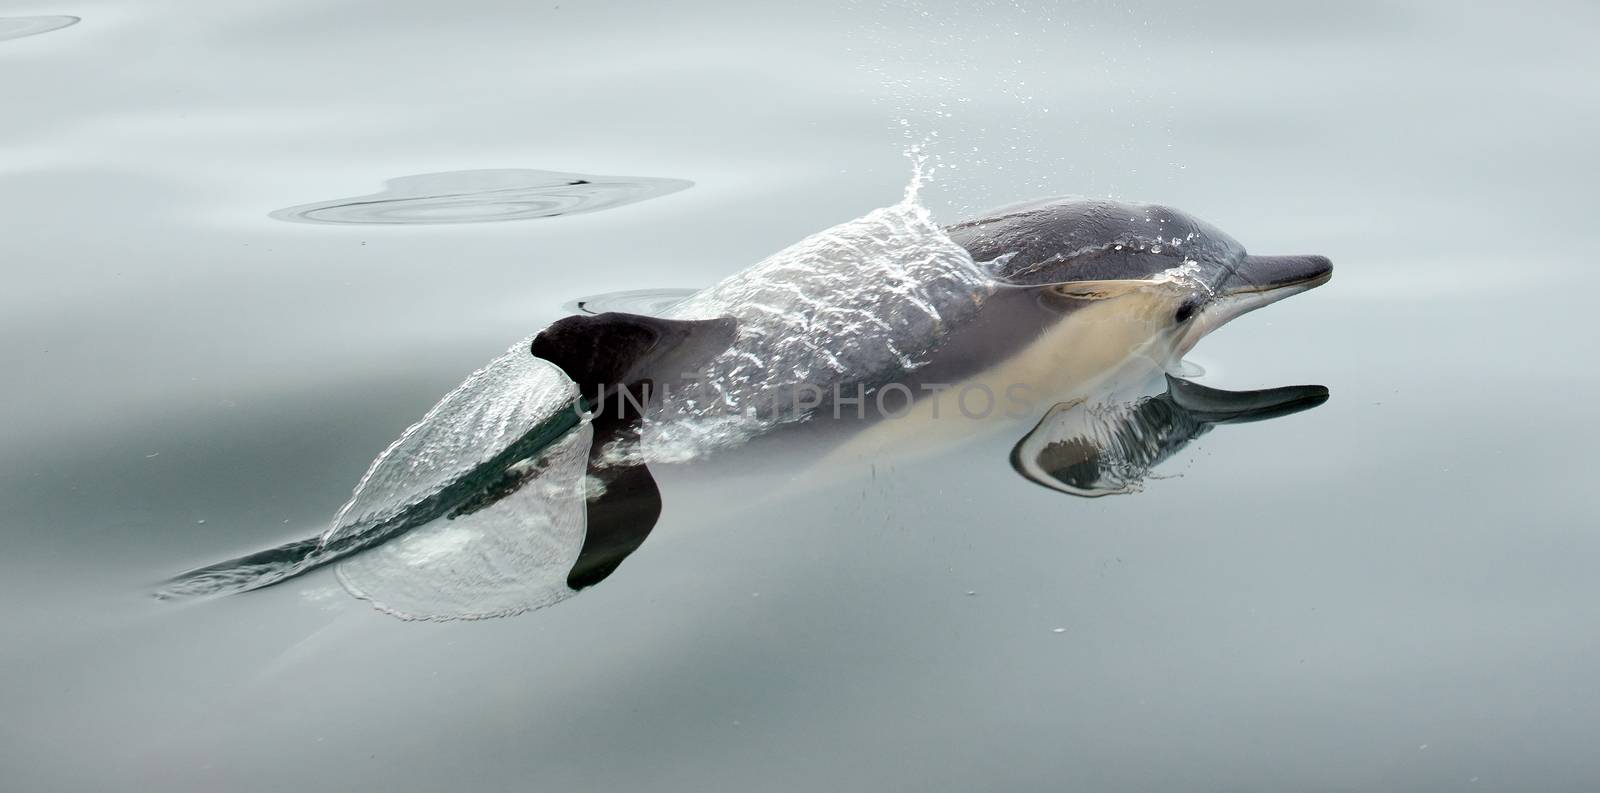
left=944, top=197, right=1246, bottom=287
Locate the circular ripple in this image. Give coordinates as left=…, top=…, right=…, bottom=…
left=0, top=15, right=79, bottom=43
left=271, top=169, right=692, bottom=225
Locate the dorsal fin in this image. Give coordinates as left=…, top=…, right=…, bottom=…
left=530, top=312, right=736, bottom=398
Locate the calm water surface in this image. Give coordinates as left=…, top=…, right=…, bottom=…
left=3, top=1, right=1597, bottom=791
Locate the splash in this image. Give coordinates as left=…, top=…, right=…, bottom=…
left=336, top=424, right=593, bottom=621
left=270, top=169, right=691, bottom=225
left=320, top=341, right=582, bottom=549
left=901, top=142, right=937, bottom=206
left=637, top=169, right=992, bottom=463
left=155, top=341, right=585, bottom=603
left=1155, top=258, right=1215, bottom=296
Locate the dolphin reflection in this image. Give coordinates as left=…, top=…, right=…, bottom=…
left=1011, top=375, right=1328, bottom=497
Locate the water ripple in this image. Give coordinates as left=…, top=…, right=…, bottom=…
left=270, top=168, right=692, bottom=225
left=0, top=16, right=79, bottom=43
left=565, top=288, right=701, bottom=317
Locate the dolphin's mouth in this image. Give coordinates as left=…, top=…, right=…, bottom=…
left=1175, top=254, right=1331, bottom=355
left=1224, top=254, right=1333, bottom=297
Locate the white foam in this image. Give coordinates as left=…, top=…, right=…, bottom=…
left=643, top=187, right=993, bottom=461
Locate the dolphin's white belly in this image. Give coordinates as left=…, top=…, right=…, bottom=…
left=816, top=287, right=1185, bottom=466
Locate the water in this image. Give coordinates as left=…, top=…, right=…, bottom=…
left=0, top=15, right=77, bottom=42
left=3, top=1, right=1597, bottom=791
left=567, top=286, right=700, bottom=316
left=269, top=169, right=692, bottom=225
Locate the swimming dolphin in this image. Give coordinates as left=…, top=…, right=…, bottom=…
left=157, top=195, right=1330, bottom=619
left=561, top=196, right=1331, bottom=464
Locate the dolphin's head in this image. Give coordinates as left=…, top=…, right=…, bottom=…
left=945, top=197, right=1331, bottom=356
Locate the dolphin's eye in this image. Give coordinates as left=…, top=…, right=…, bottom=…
left=1175, top=298, right=1203, bottom=323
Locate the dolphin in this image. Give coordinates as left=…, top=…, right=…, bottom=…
left=157, top=195, right=1331, bottom=619
left=591, top=196, right=1332, bottom=464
